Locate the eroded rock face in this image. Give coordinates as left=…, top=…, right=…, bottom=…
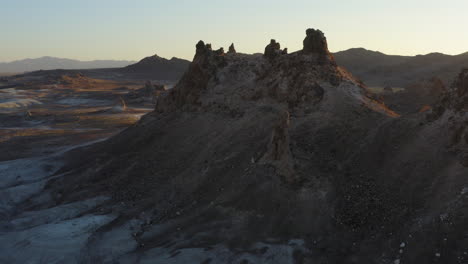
left=260, top=110, right=296, bottom=183
left=428, top=69, right=468, bottom=167
left=157, top=40, right=227, bottom=111
left=430, top=69, right=468, bottom=117
left=449, top=70, right=468, bottom=166
left=452, top=69, right=468, bottom=107
left=437, top=69, right=468, bottom=111
left=303, top=28, right=328, bottom=55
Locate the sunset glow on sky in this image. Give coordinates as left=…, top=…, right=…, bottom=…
left=1, top=0, right=468, bottom=61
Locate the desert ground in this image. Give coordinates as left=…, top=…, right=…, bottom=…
left=0, top=72, right=164, bottom=160
left=0, top=72, right=177, bottom=263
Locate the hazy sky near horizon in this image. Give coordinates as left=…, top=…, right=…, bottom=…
left=1, top=0, right=468, bottom=62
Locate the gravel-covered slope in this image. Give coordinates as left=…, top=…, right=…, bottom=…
left=3, top=29, right=467, bottom=264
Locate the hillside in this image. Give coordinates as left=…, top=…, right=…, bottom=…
left=334, top=48, right=468, bottom=87
left=1, top=29, right=467, bottom=263
left=118, top=54, right=190, bottom=80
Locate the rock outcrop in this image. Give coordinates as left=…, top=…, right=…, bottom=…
left=429, top=69, right=468, bottom=167
left=44, top=28, right=468, bottom=263
left=157, top=30, right=394, bottom=116
left=264, top=39, right=282, bottom=60
left=303, top=28, right=328, bottom=54
left=156, top=40, right=227, bottom=112
left=259, top=110, right=295, bottom=183
left=228, top=43, right=236, bottom=54
left=446, top=68, right=468, bottom=110
left=301, top=28, right=336, bottom=65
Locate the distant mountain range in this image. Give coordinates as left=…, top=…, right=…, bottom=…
left=0, top=55, right=191, bottom=81
left=333, top=48, right=468, bottom=87
left=0, top=56, right=136, bottom=73
left=6, top=49, right=468, bottom=87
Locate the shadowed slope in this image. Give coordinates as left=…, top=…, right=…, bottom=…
left=39, top=30, right=468, bottom=263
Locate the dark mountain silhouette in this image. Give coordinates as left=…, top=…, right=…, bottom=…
left=119, top=55, right=190, bottom=80
left=2, top=55, right=191, bottom=82
left=334, top=48, right=468, bottom=87
left=0, top=56, right=136, bottom=73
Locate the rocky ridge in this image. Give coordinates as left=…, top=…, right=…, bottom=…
left=24, top=29, right=468, bottom=263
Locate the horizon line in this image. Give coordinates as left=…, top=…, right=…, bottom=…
left=2, top=47, right=468, bottom=63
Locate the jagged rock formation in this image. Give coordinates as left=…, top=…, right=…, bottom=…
left=302, top=28, right=328, bottom=54
left=263, top=39, right=282, bottom=60
left=228, top=43, right=236, bottom=54
left=38, top=29, right=468, bottom=263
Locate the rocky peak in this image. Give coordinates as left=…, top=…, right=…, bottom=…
left=302, top=28, right=328, bottom=54
left=195, top=40, right=211, bottom=56
left=157, top=40, right=227, bottom=111
left=157, top=28, right=394, bottom=117
left=300, top=28, right=336, bottom=66
left=264, top=39, right=284, bottom=60
left=228, top=43, right=236, bottom=54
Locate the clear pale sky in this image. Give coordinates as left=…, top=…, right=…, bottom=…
left=1, top=0, right=467, bottom=62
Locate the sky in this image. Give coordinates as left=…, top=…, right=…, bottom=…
left=1, top=0, right=468, bottom=62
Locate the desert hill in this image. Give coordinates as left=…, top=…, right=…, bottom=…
left=118, top=55, right=190, bottom=80
left=1, top=29, right=467, bottom=263
left=334, top=48, right=468, bottom=87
